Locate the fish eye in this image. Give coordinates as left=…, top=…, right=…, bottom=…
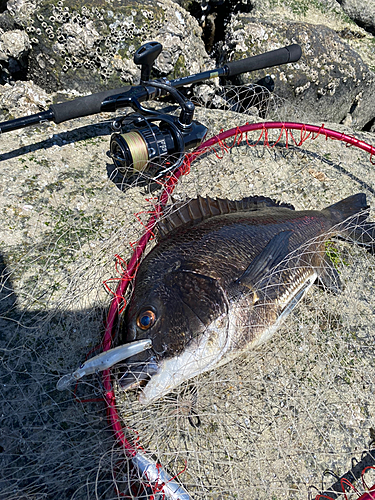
left=136, top=309, right=156, bottom=330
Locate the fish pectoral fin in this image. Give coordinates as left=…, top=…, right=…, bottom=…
left=317, top=256, right=342, bottom=295
left=236, top=231, right=293, bottom=292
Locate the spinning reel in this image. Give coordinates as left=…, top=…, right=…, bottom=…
left=109, top=42, right=208, bottom=181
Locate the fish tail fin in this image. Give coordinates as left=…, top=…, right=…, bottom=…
left=325, top=193, right=375, bottom=252
left=324, top=193, right=369, bottom=226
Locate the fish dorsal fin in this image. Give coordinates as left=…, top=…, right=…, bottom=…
left=157, top=195, right=295, bottom=239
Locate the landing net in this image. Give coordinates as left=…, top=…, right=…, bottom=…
left=1, top=84, right=375, bottom=499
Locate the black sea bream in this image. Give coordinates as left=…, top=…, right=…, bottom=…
left=119, top=193, right=370, bottom=404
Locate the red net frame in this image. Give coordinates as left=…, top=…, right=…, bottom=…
left=101, top=121, right=375, bottom=496
left=314, top=464, right=375, bottom=500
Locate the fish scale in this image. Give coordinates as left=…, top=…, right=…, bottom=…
left=152, top=212, right=326, bottom=287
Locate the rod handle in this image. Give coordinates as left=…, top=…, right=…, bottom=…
left=224, top=44, right=302, bottom=77
left=50, top=85, right=133, bottom=123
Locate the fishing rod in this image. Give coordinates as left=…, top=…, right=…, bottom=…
left=0, top=41, right=302, bottom=182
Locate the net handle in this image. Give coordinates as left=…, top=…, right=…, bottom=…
left=102, top=120, right=375, bottom=458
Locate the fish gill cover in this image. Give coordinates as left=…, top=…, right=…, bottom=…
left=1, top=85, right=375, bottom=500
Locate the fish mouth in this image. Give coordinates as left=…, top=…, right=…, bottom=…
left=118, top=360, right=159, bottom=391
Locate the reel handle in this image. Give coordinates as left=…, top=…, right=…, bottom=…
left=133, top=41, right=163, bottom=82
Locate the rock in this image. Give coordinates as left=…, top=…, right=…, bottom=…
left=7, top=0, right=37, bottom=26
left=337, top=0, right=375, bottom=35
left=221, top=16, right=375, bottom=129
left=0, top=29, right=30, bottom=61
left=172, top=0, right=252, bottom=53
left=0, top=28, right=30, bottom=81
left=4, top=0, right=212, bottom=94
left=0, top=11, right=17, bottom=32
left=248, top=0, right=345, bottom=22
left=0, top=80, right=51, bottom=118
left=1, top=0, right=375, bottom=129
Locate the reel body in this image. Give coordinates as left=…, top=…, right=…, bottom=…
left=109, top=41, right=208, bottom=184
left=110, top=107, right=208, bottom=182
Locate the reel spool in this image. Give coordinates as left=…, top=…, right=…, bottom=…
left=110, top=114, right=186, bottom=181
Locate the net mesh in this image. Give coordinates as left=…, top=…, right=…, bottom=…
left=1, top=84, right=375, bottom=500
